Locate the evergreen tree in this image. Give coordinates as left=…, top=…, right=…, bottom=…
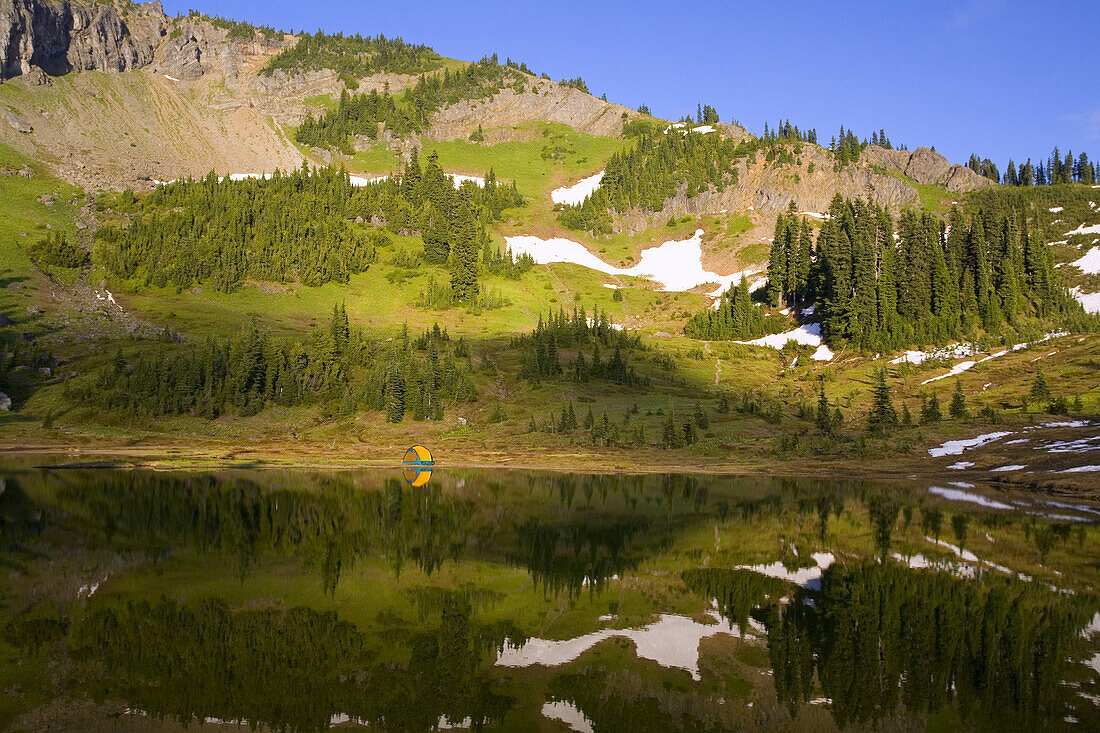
left=920, top=393, right=942, bottom=424
left=386, top=366, right=406, bottom=423
left=693, top=403, right=709, bottom=429
left=949, top=381, right=968, bottom=419
left=867, top=368, right=899, bottom=435
left=1029, top=365, right=1051, bottom=405
left=816, top=381, right=833, bottom=435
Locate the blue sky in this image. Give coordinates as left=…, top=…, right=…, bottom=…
left=165, top=0, right=1099, bottom=167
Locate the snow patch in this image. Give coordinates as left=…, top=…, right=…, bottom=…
left=1049, top=206, right=1064, bottom=213
left=94, top=289, right=123, bottom=312
left=164, top=74, right=179, bottom=82
left=1069, top=246, right=1100, bottom=274
left=447, top=174, right=485, bottom=187
left=348, top=174, right=388, bottom=186
left=505, top=229, right=758, bottom=297
left=990, top=464, right=1026, bottom=472
left=920, top=360, right=976, bottom=384
left=928, top=431, right=1013, bottom=458
left=733, top=322, right=834, bottom=361
left=1058, top=465, right=1100, bottom=473
left=1065, top=223, right=1100, bottom=237
left=1071, top=287, right=1100, bottom=314
left=946, top=461, right=975, bottom=470
left=691, top=125, right=716, bottom=134
left=890, top=343, right=975, bottom=365
left=551, top=171, right=605, bottom=205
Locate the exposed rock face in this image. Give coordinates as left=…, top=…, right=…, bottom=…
left=425, top=78, right=635, bottom=140
left=0, top=0, right=165, bottom=81
left=157, top=30, right=205, bottom=80
left=2, top=107, right=31, bottom=132
left=617, top=144, right=920, bottom=236
left=862, top=144, right=994, bottom=193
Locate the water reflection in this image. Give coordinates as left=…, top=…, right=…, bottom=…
left=71, top=594, right=517, bottom=732
left=2, top=466, right=1098, bottom=731
left=764, top=563, right=1096, bottom=729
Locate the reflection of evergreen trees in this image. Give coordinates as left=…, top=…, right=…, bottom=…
left=71, top=595, right=515, bottom=733
left=681, top=569, right=787, bottom=630
left=73, top=598, right=364, bottom=732
left=549, top=668, right=735, bottom=732
left=510, top=516, right=648, bottom=597
left=767, top=563, right=1097, bottom=728
left=51, top=473, right=473, bottom=591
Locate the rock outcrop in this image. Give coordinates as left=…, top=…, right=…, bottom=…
left=862, top=144, right=994, bottom=193
left=425, top=79, right=635, bottom=140
left=0, top=0, right=165, bottom=81
left=2, top=107, right=31, bottom=132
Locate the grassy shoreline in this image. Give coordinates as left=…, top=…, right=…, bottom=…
left=2, top=431, right=1097, bottom=495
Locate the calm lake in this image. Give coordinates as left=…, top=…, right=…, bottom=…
left=2, top=465, right=1099, bottom=731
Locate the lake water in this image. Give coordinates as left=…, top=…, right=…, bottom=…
left=2, top=465, right=1098, bottom=731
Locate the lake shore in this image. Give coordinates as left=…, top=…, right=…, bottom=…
left=2, top=422, right=1097, bottom=496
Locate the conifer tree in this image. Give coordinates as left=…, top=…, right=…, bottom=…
left=1029, top=365, right=1051, bottom=405
left=386, top=366, right=406, bottom=423
left=693, top=403, right=709, bottom=429
left=867, top=368, right=898, bottom=435
left=920, top=393, right=942, bottom=424
left=949, top=381, right=968, bottom=419
left=816, top=381, right=833, bottom=434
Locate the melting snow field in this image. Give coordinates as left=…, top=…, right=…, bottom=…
left=928, top=431, right=1013, bottom=457
left=496, top=612, right=739, bottom=681
left=891, top=343, right=975, bottom=365
left=550, top=171, right=605, bottom=205
left=733, top=323, right=835, bottom=361
left=505, top=229, right=758, bottom=296
left=920, top=359, right=977, bottom=384
left=1065, top=223, right=1100, bottom=237
left=1071, top=287, right=1100, bottom=314
left=1070, top=246, right=1100, bottom=274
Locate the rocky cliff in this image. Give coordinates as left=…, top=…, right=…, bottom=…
left=0, top=0, right=165, bottom=83
left=425, top=79, right=637, bottom=140
left=862, top=144, right=995, bottom=193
